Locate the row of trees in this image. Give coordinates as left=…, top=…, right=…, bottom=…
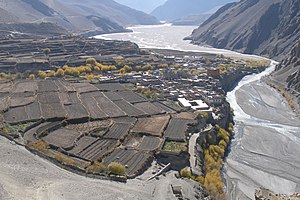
left=24, top=57, right=173, bottom=80
left=86, top=161, right=126, bottom=176
left=179, top=124, right=232, bottom=199
left=202, top=125, right=231, bottom=199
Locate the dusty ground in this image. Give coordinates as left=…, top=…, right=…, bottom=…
left=225, top=79, right=300, bottom=200
left=0, top=136, right=199, bottom=200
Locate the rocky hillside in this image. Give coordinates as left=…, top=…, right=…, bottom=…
left=172, top=14, right=211, bottom=26
left=0, top=0, right=159, bottom=36
left=59, top=0, right=159, bottom=26
left=189, top=0, right=300, bottom=59
left=151, top=0, right=236, bottom=21
left=114, top=0, right=167, bottom=13
left=0, top=22, right=68, bottom=37
left=273, top=40, right=300, bottom=94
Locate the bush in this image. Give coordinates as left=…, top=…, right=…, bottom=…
left=38, top=71, right=47, bottom=79
left=195, top=176, right=205, bottom=185
left=179, top=167, right=193, bottom=178
left=30, top=140, right=49, bottom=152
left=196, top=111, right=209, bottom=120
left=55, top=69, right=64, bottom=76
left=29, top=74, right=35, bottom=80
left=86, top=161, right=107, bottom=174
left=54, top=154, right=75, bottom=165
left=108, top=162, right=126, bottom=176
left=86, top=58, right=97, bottom=66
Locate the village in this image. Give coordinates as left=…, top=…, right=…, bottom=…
left=0, top=35, right=269, bottom=199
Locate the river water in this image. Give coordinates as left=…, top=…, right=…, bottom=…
left=96, top=25, right=300, bottom=199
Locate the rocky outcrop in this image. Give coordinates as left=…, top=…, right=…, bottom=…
left=255, top=188, right=300, bottom=200
left=273, top=40, right=300, bottom=94
left=189, top=0, right=300, bottom=59
left=151, top=0, right=235, bottom=21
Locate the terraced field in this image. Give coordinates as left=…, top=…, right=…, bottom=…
left=1, top=79, right=197, bottom=178
left=138, top=136, right=162, bottom=151
left=132, top=115, right=170, bottom=136
left=76, top=139, right=118, bottom=161
left=43, top=128, right=81, bottom=149
left=103, top=148, right=153, bottom=177
left=104, top=123, right=132, bottom=139
left=164, top=118, right=193, bottom=141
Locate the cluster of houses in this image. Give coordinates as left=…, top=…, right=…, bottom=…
left=108, top=54, right=228, bottom=115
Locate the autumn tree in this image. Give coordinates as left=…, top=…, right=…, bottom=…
left=108, top=162, right=126, bottom=176
left=29, top=74, right=35, bottom=80
left=55, top=69, right=64, bottom=77
left=86, top=57, right=97, bottom=66
left=38, top=71, right=47, bottom=79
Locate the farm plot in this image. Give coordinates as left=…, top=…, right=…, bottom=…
left=133, top=102, right=165, bottom=115
left=103, top=123, right=131, bottom=140
left=164, top=118, right=193, bottom=141
left=94, top=96, right=126, bottom=118
left=0, top=82, right=12, bottom=93
left=37, top=80, right=58, bottom=92
left=103, top=148, right=153, bottom=177
left=40, top=103, right=66, bottom=119
left=59, top=93, right=71, bottom=105
left=138, top=136, right=162, bottom=151
left=173, top=112, right=197, bottom=120
left=55, top=80, right=76, bottom=92
left=103, top=92, right=123, bottom=101
left=35, top=121, right=62, bottom=138
left=77, top=139, right=118, bottom=161
left=65, top=104, right=89, bottom=120
left=4, top=106, right=29, bottom=124
left=71, top=83, right=99, bottom=94
left=95, top=83, right=126, bottom=91
left=113, top=117, right=137, bottom=124
left=37, top=92, right=61, bottom=104
left=66, top=119, right=112, bottom=133
left=0, top=97, right=9, bottom=112
left=117, top=90, right=146, bottom=103
left=80, top=91, right=104, bottom=99
left=23, top=122, right=52, bottom=143
left=152, top=102, right=176, bottom=114
left=124, top=135, right=143, bottom=148
left=131, top=115, right=170, bottom=136
left=68, top=92, right=81, bottom=104
left=43, top=128, right=81, bottom=149
left=113, top=100, right=145, bottom=117
left=12, top=80, right=38, bottom=93
left=26, top=102, right=42, bottom=121
left=68, top=136, right=98, bottom=155
left=81, top=97, right=108, bottom=119
left=9, top=95, right=36, bottom=108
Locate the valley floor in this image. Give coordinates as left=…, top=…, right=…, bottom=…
left=225, top=80, right=300, bottom=200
